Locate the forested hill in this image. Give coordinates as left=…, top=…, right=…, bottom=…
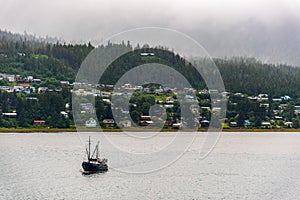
left=0, top=30, right=93, bottom=81
left=215, top=58, right=300, bottom=97
left=1, top=30, right=300, bottom=97
left=0, top=29, right=60, bottom=44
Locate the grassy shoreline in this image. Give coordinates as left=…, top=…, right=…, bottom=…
left=1, top=128, right=300, bottom=133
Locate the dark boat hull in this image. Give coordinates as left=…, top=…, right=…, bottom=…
left=82, top=161, right=108, bottom=173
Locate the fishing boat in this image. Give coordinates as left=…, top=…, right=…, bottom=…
left=82, top=136, right=108, bottom=174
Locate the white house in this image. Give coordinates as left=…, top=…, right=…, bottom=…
left=85, top=118, right=97, bottom=128
left=119, top=120, right=132, bottom=128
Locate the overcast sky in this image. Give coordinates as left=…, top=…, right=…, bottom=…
left=1, top=0, right=300, bottom=65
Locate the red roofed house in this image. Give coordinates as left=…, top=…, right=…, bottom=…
left=33, top=120, right=46, bottom=126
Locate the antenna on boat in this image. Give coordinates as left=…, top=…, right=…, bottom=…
left=96, top=141, right=99, bottom=159
left=90, top=141, right=99, bottom=159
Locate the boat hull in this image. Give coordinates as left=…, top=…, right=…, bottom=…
left=82, top=161, right=108, bottom=173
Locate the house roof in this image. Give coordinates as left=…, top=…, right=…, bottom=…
left=33, top=120, right=45, bottom=123
left=3, top=112, right=17, bottom=116
left=103, top=119, right=115, bottom=123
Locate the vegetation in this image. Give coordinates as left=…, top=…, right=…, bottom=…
left=0, top=89, right=71, bottom=128
left=1, top=30, right=300, bottom=129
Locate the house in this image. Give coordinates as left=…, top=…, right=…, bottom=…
left=13, top=86, right=24, bottom=92
left=184, top=87, right=196, bottom=93
left=229, top=121, right=238, bottom=127
left=7, top=75, right=15, bottom=82
left=273, top=110, right=280, bottom=115
left=164, top=104, right=174, bottom=108
left=260, top=103, right=269, bottom=108
left=123, top=83, right=132, bottom=89
left=80, top=103, right=95, bottom=113
left=261, top=122, right=271, bottom=128
left=74, top=89, right=88, bottom=96
left=16, top=75, right=26, bottom=83
left=140, top=52, right=155, bottom=56
left=60, top=111, right=68, bottom=118
left=282, top=95, right=291, bottom=101
left=212, top=107, right=221, bottom=112
left=258, top=94, right=268, bottom=99
left=2, top=112, right=17, bottom=118
left=103, top=85, right=114, bottom=91
left=139, top=120, right=154, bottom=126
left=140, top=116, right=151, bottom=121
left=119, top=120, right=132, bottom=128
left=200, top=120, right=210, bottom=128
left=284, top=121, right=293, bottom=128
left=121, top=109, right=129, bottom=114
left=165, top=97, right=175, bottom=104
left=0, top=86, right=11, bottom=92
left=200, top=107, right=211, bottom=111
left=103, top=119, right=115, bottom=127
left=295, top=110, right=300, bottom=115
left=17, top=52, right=26, bottom=57
left=0, top=53, right=8, bottom=58
left=221, top=91, right=230, bottom=97
left=38, top=87, right=48, bottom=93
left=26, top=97, right=38, bottom=101
left=279, top=104, right=287, bottom=109
left=272, top=98, right=282, bottom=102
left=208, top=89, right=218, bottom=94
left=190, top=104, right=199, bottom=114
left=184, top=95, right=194, bottom=100
left=85, top=118, right=97, bottom=128
left=155, top=88, right=163, bottom=94
left=234, top=93, right=244, bottom=97
left=51, top=89, right=62, bottom=93
left=91, top=90, right=101, bottom=96
left=143, top=87, right=151, bottom=93
left=294, top=106, right=300, bottom=110
left=139, top=116, right=154, bottom=126
left=134, top=86, right=143, bottom=91
left=33, top=120, right=46, bottom=126
left=244, top=120, right=251, bottom=127
left=274, top=116, right=283, bottom=120
left=23, top=87, right=32, bottom=94
left=30, top=87, right=36, bottom=93
left=32, top=79, right=41, bottom=83
left=65, top=103, right=70, bottom=109
left=101, top=92, right=111, bottom=98
left=72, top=82, right=83, bottom=86
left=199, top=89, right=209, bottom=94
left=27, top=76, right=33, bottom=81
left=248, top=96, right=258, bottom=101
left=60, top=81, right=70, bottom=87
left=102, top=99, right=111, bottom=103
left=162, top=87, right=173, bottom=93
left=172, top=122, right=182, bottom=129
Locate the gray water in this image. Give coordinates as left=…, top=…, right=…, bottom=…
left=0, top=132, right=300, bottom=200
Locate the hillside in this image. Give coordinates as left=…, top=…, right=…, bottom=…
left=0, top=30, right=300, bottom=97
left=216, top=58, right=300, bottom=97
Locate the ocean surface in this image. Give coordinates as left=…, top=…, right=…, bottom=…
left=0, top=132, right=300, bottom=200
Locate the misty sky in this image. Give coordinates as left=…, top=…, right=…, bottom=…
left=1, top=0, right=300, bottom=65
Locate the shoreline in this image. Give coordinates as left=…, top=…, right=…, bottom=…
left=1, top=128, right=300, bottom=133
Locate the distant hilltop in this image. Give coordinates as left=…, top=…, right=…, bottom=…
left=0, top=29, right=62, bottom=44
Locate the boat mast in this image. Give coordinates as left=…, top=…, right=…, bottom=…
left=88, top=136, right=91, bottom=160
